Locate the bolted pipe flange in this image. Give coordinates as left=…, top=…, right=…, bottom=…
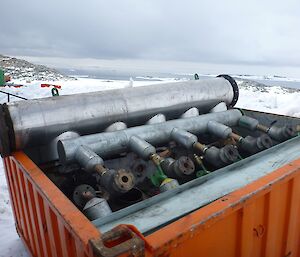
left=219, top=145, right=240, bottom=164
left=204, top=145, right=239, bottom=168
left=161, top=156, right=195, bottom=178
left=174, top=156, right=195, bottom=176
left=73, top=184, right=96, bottom=209
left=113, top=169, right=135, bottom=193
left=256, top=134, right=273, bottom=150
left=268, top=125, right=296, bottom=142
left=217, top=74, right=239, bottom=107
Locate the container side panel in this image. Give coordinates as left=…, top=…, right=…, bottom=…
left=23, top=174, right=41, bottom=257
left=50, top=208, right=64, bottom=257
left=7, top=159, right=21, bottom=234
left=252, top=196, right=268, bottom=257
left=280, top=180, right=294, bottom=257
left=147, top=159, right=300, bottom=257
left=239, top=202, right=255, bottom=257
left=18, top=167, right=38, bottom=256
left=147, top=211, right=240, bottom=257
left=57, top=221, right=68, bottom=257
left=4, top=153, right=101, bottom=257
left=27, top=181, right=46, bottom=257
left=264, top=183, right=289, bottom=257
left=58, top=220, right=77, bottom=257
left=43, top=201, right=59, bottom=257
left=34, top=189, right=53, bottom=257
left=283, top=177, right=300, bottom=257
left=3, top=158, right=20, bottom=226
left=9, top=159, right=29, bottom=243
left=75, top=238, right=86, bottom=257
left=4, top=153, right=300, bottom=257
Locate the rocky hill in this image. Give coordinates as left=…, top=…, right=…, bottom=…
left=0, top=54, right=75, bottom=81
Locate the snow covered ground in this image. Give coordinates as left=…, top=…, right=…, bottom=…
left=0, top=77, right=299, bottom=257
left=0, top=77, right=161, bottom=102
left=237, top=80, right=300, bottom=117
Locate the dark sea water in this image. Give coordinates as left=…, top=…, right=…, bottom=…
left=253, top=79, right=300, bottom=89
left=59, top=68, right=195, bottom=81
left=59, top=68, right=300, bottom=90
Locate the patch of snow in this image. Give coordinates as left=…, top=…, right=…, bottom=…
left=237, top=80, right=300, bottom=118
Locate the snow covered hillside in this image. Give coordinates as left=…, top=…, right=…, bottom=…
left=0, top=77, right=299, bottom=257
left=0, top=54, right=75, bottom=81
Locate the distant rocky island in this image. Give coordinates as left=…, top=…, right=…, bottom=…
left=0, top=54, right=75, bottom=81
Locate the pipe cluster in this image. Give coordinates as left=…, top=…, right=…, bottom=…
left=64, top=110, right=297, bottom=221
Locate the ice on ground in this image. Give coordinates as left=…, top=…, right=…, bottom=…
left=0, top=77, right=170, bottom=103
left=237, top=80, right=300, bottom=118
left=0, top=77, right=299, bottom=257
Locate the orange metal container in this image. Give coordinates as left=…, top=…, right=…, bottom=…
left=3, top=148, right=300, bottom=257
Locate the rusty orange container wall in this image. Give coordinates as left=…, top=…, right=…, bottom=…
left=3, top=153, right=101, bottom=257
left=3, top=151, right=300, bottom=257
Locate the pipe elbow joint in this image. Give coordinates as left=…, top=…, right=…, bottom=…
left=239, top=134, right=273, bottom=154
left=100, top=168, right=136, bottom=196
left=268, top=125, right=296, bottom=142
left=171, top=128, right=198, bottom=150
left=207, top=120, right=232, bottom=139
left=238, top=116, right=259, bottom=131
left=129, top=136, right=156, bottom=160
left=204, top=145, right=239, bottom=168
left=75, top=145, right=104, bottom=172
left=161, top=156, right=195, bottom=178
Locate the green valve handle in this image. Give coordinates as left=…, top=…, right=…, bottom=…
left=195, top=155, right=210, bottom=177
left=199, top=161, right=208, bottom=173
left=237, top=152, right=243, bottom=161
left=196, top=170, right=209, bottom=178
left=150, top=165, right=167, bottom=187
left=51, top=87, right=59, bottom=96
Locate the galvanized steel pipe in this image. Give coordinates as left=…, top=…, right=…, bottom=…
left=0, top=75, right=238, bottom=156
left=58, top=109, right=243, bottom=164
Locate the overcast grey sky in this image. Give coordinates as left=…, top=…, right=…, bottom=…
left=1, top=0, right=300, bottom=67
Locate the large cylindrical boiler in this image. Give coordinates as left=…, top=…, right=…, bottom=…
left=0, top=75, right=238, bottom=156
